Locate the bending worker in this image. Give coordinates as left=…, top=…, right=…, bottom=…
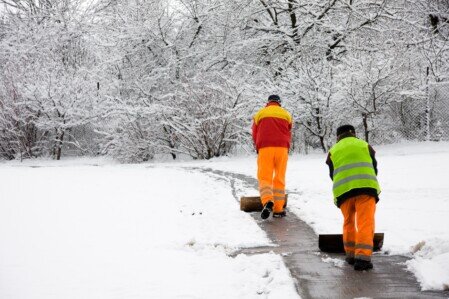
left=252, top=95, right=292, bottom=219
left=326, top=124, right=381, bottom=271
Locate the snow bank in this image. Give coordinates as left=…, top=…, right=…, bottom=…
left=407, top=239, right=449, bottom=291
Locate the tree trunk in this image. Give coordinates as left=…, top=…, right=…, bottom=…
left=54, top=131, right=65, bottom=160
left=425, top=66, right=431, bottom=141
left=315, top=108, right=327, bottom=152
left=163, top=125, right=177, bottom=160
left=362, top=113, right=369, bottom=142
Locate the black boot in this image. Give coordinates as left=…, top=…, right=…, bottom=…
left=261, top=201, right=274, bottom=219
left=345, top=257, right=355, bottom=265
left=354, top=259, right=373, bottom=271
left=273, top=211, right=287, bottom=218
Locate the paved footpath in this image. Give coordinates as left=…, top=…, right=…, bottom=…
left=195, top=167, right=449, bottom=299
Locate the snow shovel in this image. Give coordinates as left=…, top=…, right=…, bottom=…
left=318, top=233, right=384, bottom=253
left=240, top=194, right=288, bottom=212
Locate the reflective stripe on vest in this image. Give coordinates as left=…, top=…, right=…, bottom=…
left=333, top=173, right=378, bottom=190
left=329, top=137, right=381, bottom=205
left=333, top=162, right=374, bottom=176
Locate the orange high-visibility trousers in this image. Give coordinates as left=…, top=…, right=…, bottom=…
left=340, top=195, right=376, bottom=261
left=257, top=147, right=288, bottom=213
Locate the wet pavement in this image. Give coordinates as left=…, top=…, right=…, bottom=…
left=193, top=167, right=449, bottom=299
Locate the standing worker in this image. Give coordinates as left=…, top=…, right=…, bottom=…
left=326, top=124, right=381, bottom=271
left=252, top=95, right=292, bottom=219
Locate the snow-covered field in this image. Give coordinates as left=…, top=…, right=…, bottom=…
left=1, top=141, right=449, bottom=297
left=0, top=164, right=298, bottom=299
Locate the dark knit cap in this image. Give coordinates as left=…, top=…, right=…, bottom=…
left=336, top=124, right=355, bottom=137
left=268, top=94, right=281, bottom=103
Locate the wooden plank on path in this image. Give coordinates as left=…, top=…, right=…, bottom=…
left=240, top=195, right=288, bottom=212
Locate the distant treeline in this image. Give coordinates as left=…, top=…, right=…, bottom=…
left=1, top=0, right=448, bottom=161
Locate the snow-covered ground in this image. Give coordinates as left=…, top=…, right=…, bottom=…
left=1, top=141, right=448, bottom=297
left=186, top=141, right=449, bottom=292
left=0, top=164, right=298, bottom=299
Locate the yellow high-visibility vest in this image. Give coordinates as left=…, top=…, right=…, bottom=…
left=329, top=137, right=381, bottom=205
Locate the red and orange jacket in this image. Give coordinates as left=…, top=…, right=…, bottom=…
left=252, top=102, right=292, bottom=151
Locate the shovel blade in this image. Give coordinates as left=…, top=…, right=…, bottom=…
left=319, top=233, right=384, bottom=253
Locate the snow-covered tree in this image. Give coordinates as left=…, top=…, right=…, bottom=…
left=0, top=0, right=99, bottom=159
left=1, top=0, right=449, bottom=161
